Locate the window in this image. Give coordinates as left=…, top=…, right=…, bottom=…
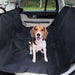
left=47, top=0, right=56, bottom=11
left=20, top=0, right=56, bottom=11
left=64, top=0, right=75, bottom=6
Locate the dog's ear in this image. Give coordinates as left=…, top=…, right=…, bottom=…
left=30, top=27, right=35, bottom=38
left=43, top=27, right=48, bottom=40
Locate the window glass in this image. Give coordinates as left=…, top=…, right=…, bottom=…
left=47, top=0, right=56, bottom=11
left=64, top=0, right=75, bottom=6
left=20, top=0, right=56, bottom=11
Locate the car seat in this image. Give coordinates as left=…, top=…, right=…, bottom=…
left=0, top=0, right=5, bottom=13
left=6, top=0, right=17, bottom=11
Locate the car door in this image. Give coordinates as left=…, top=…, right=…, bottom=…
left=18, top=0, right=59, bottom=27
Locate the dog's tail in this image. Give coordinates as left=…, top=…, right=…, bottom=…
left=29, top=41, right=31, bottom=44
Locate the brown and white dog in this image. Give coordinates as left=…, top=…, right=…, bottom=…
left=29, top=25, right=48, bottom=63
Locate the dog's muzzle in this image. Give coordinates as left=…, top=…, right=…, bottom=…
left=36, top=32, right=42, bottom=40
left=37, top=33, right=41, bottom=40
left=37, top=33, right=40, bottom=37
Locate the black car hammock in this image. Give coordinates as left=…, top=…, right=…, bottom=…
left=0, top=6, right=75, bottom=75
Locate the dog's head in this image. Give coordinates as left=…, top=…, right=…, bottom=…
left=30, top=25, right=48, bottom=40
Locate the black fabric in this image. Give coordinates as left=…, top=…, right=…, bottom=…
left=0, top=71, right=14, bottom=75
left=47, top=6, right=71, bottom=74
left=51, top=7, right=75, bottom=73
left=0, top=6, right=75, bottom=75
left=47, top=6, right=70, bottom=30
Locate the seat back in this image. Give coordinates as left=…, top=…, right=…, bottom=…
left=0, top=0, right=5, bottom=13
left=0, top=0, right=4, bottom=7
left=6, top=0, right=17, bottom=11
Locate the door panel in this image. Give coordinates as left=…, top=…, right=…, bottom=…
left=21, top=14, right=54, bottom=27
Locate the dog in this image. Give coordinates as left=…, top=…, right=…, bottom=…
left=29, top=25, right=48, bottom=63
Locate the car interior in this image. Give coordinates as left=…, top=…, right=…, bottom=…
left=0, top=0, right=75, bottom=75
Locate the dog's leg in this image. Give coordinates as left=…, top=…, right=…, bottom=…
left=43, top=48, right=48, bottom=62
left=30, top=47, right=32, bottom=55
left=32, top=48, right=36, bottom=63
left=30, top=50, right=32, bottom=55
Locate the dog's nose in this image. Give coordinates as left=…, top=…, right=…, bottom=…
left=37, top=33, right=40, bottom=36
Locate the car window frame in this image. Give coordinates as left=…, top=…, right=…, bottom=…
left=20, top=0, right=59, bottom=19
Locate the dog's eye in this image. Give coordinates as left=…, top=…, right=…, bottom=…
left=35, top=28, right=37, bottom=31
left=41, top=29, right=44, bottom=31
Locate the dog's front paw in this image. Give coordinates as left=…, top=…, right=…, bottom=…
left=32, top=59, right=36, bottom=63
left=45, top=58, right=48, bottom=62
left=30, top=52, right=32, bottom=55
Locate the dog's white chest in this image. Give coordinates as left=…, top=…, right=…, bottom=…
left=36, top=43, right=43, bottom=50
left=34, top=40, right=46, bottom=52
